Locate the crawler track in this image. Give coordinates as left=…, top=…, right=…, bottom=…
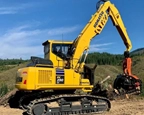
left=19, top=92, right=111, bottom=115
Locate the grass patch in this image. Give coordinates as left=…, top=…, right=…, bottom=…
left=0, top=62, right=29, bottom=88
left=0, top=65, right=16, bottom=72
left=0, top=83, right=9, bottom=97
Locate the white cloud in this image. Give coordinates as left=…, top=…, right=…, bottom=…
left=47, top=26, right=80, bottom=36
left=0, top=10, right=17, bottom=14
left=0, top=25, right=80, bottom=59
left=0, top=7, right=19, bottom=14
left=0, top=23, right=113, bottom=59
left=0, top=3, right=34, bottom=14
left=89, top=43, right=113, bottom=52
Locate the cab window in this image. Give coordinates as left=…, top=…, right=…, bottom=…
left=44, top=43, right=50, bottom=58
left=52, top=43, right=71, bottom=59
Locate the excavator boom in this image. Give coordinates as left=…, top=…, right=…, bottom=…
left=69, top=0, right=132, bottom=70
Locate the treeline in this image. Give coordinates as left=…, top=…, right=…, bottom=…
left=0, top=58, right=28, bottom=66
left=86, top=52, right=139, bottom=65
left=0, top=52, right=143, bottom=66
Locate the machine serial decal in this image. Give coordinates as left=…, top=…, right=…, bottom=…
left=56, top=69, right=64, bottom=84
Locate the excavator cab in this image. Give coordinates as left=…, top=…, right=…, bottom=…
left=42, top=40, right=72, bottom=68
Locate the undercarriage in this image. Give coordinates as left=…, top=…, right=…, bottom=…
left=8, top=90, right=111, bottom=115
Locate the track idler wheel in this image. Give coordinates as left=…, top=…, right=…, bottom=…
left=32, top=104, right=47, bottom=115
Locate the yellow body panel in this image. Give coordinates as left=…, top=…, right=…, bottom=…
left=15, top=67, right=93, bottom=91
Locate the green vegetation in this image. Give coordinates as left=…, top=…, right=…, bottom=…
left=86, top=52, right=123, bottom=65
left=0, top=83, right=9, bottom=97
left=0, top=59, right=29, bottom=97
left=0, top=59, right=29, bottom=91
left=140, top=85, right=144, bottom=97
left=0, top=65, right=15, bottom=72
left=0, top=59, right=28, bottom=72
left=0, top=58, right=28, bottom=65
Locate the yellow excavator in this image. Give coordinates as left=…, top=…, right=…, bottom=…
left=11, top=0, right=138, bottom=114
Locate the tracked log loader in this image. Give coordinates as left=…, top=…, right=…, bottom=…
left=10, top=0, right=141, bottom=114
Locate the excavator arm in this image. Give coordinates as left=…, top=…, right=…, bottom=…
left=68, top=0, right=132, bottom=70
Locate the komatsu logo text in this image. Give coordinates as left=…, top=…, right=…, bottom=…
left=94, top=11, right=104, bottom=28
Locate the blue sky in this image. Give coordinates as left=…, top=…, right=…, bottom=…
left=0, top=0, right=144, bottom=59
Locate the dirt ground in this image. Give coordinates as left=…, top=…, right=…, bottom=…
left=102, top=99, right=144, bottom=115
left=0, top=99, right=144, bottom=115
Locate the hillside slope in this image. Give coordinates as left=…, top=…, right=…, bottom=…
left=94, top=56, right=144, bottom=84
left=0, top=62, right=29, bottom=89
left=87, top=64, right=122, bottom=84
left=131, top=48, right=144, bottom=55
left=131, top=56, right=144, bottom=82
